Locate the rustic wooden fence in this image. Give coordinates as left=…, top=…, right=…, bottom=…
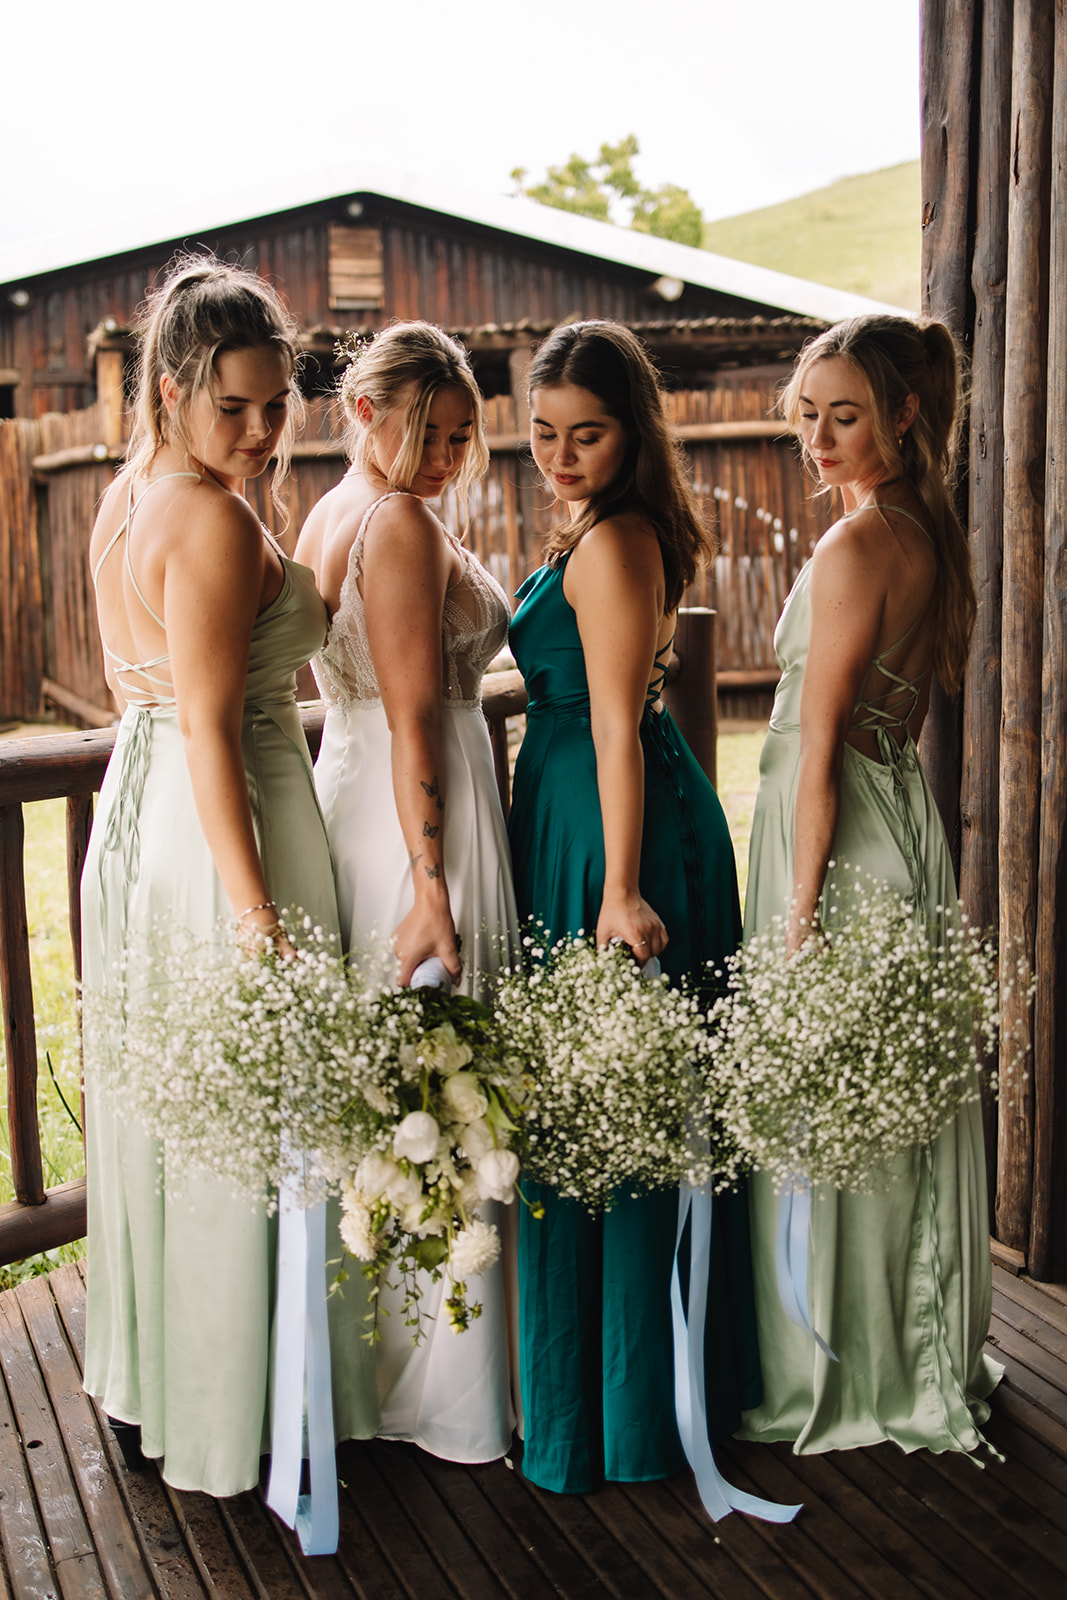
left=0, top=615, right=715, bottom=1266
left=921, top=0, right=1066, bottom=1280
left=0, top=384, right=827, bottom=726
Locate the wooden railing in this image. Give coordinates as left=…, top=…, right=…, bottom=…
left=0, top=611, right=716, bottom=1267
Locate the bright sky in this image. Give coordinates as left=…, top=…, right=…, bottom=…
left=1, top=0, right=920, bottom=251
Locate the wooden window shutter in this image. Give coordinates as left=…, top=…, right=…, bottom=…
left=328, top=225, right=384, bottom=311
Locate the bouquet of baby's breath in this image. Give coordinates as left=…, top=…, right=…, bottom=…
left=705, top=867, right=1032, bottom=1194
left=493, top=931, right=741, bottom=1212
left=335, top=975, right=525, bottom=1336
left=88, top=916, right=525, bottom=1335
left=85, top=914, right=387, bottom=1208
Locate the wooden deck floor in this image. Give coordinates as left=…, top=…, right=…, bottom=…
left=1, top=1261, right=1066, bottom=1599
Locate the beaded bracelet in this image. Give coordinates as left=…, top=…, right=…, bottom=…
left=237, top=900, right=277, bottom=921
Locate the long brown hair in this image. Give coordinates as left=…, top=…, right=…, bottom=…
left=528, top=321, right=712, bottom=612
left=126, top=254, right=303, bottom=517
left=780, top=314, right=975, bottom=694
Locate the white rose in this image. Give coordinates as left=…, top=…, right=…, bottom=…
left=385, top=1169, right=424, bottom=1211
left=355, top=1150, right=400, bottom=1200
left=457, top=1169, right=483, bottom=1214
left=475, top=1147, right=520, bottom=1204
left=420, top=1024, right=474, bottom=1076
left=339, top=1200, right=379, bottom=1262
left=460, top=1117, right=494, bottom=1162
left=450, top=1217, right=501, bottom=1280
left=399, top=1198, right=446, bottom=1236
left=393, top=1110, right=440, bottom=1164
left=442, top=1072, right=489, bottom=1124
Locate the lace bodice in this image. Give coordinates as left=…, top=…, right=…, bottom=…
left=313, top=491, right=510, bottom=711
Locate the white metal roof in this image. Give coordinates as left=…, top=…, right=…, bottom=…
left=0, top=160, right=906, bottom=321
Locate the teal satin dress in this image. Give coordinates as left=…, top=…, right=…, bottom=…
left=508, top=558, right=761, bottom=1494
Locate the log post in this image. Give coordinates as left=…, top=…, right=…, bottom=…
left=996, top=0, right=1054, bottom=1254
left=661, top=609, right=717, bottom=791
left=961, top=0, right=1013, bottom=1216
left=94, top=348, right=126, bottom=449
left=918, top=0, right=980, bottom=869
left=0, top=805, right=45, bottom=1206
left=1029, top=0, right=1067, bottom=1282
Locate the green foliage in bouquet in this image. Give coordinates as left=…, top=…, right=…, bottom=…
left=494, top=930, right=742, bottom=1212
left=706, top=868, right=1032, bottom=1194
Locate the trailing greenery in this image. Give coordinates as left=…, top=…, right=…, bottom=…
left=702, top=162, right=920, bottom=312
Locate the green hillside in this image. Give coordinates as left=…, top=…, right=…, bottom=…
left=702, top=161, right=921, bottom=311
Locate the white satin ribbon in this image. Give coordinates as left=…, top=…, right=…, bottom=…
left=267, top=1159, right=339, bottom=1556
left=672, top=1184, right=801, bottom=1523
left=774, top=1178, right=838, bottom=1362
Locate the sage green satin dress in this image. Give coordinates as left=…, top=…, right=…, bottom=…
left=508, top=558, right=761, bottom=1494
left=737, top=556, right=1001, bottom=1456
left=82, top=494, right=379, bottom=1496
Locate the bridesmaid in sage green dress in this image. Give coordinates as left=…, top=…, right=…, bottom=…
left=508, top=321, right=761, bottom=1495
left=81, top=258, right=377, bottom=1496
left=738, top=314, right=1001, bottom=1455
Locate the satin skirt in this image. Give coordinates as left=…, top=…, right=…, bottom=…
left=315, top=698, right=520, bottom=1462
left=738, top=724, right=1002, bottom=1454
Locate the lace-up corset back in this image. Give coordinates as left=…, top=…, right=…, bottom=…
left=313, top=491, right=511, bottom=710
left=847, top=504, right=936, bottom=740
left=92, top=473, right=202, bottom=708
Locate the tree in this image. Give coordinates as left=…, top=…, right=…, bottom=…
left=511, top=136, right=704, bottom=248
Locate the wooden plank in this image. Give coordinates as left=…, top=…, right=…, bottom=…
left=15, top=1275, right=155, bottom=1600
left=0, top=1328, right=60, bottom=1600
left=508, top=1470, right=667, bottom=1600
left=370, top=1441, right=503, bottom=1599
left=990, top=1381, right=1067, bottom=1466
left=841, top=1443, right=1060, bottom=1600
left=644, top=1472, right=816, bottom=1600
left=992, top=1285, right=1067, bottom=1365
left=1031, top=0, right=1067, bottom=1284
left=990, top=1238, right=1026, bottom=1275
left=996, top=0, right=1055, bottom=1253
left=215, top=1495, right=312, bottom=1600
left=161, top=1486, right=258, bottom=1600
left=922, top=1438, right=1067, bottom=1583
left=42, top=679, right=115, bottom=731
left=50, top=1264, right=204, bottom=1600
left=400, top=1454, right=560, bottom=1600
left=587, top=1476, right=767, bottom=1600
left=0, top=803, right=44, bottom=1206
left=711, top=1442, right=870, bottom=1600
left=336, top=1440, right=461, bottom=1596
left=996, top=1270, right=1067, bottom=1339
left=960, top=0, right=1012, bottom=1210
left=0, top=1289, right=108, bottom=1599
left=719, top=1444, right=925, bottom=1599
left=988, top=1318, right=1067, bottom=1418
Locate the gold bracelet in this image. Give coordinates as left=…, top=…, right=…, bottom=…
left=237, top=900, right=277, bottom=921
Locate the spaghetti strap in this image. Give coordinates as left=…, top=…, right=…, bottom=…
left=94, top=471, right=200, bottom=707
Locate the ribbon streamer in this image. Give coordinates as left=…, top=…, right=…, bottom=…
left=672, top=1186, right=801, bottom=1523
left=774, top=1179, right=838, bottom=1362
left=267, top=1159, right=339, bottom=1556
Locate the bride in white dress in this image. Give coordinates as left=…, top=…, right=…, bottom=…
left=295, top=322, right=520, bottom=1463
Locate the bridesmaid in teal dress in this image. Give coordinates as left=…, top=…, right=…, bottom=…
left=737, top=314, right=1001, bottom=1455
left=508, top=321, right=761, bottom=1494
left=82, top=259, right=377, bottom=1496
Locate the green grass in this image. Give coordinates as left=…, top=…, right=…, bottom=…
left=703, top=161, right=921, bottom=311
left=716, top=722, right=766, bottom=914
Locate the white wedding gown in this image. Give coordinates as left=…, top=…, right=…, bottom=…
left=312, top=490, right=520, bottom=1463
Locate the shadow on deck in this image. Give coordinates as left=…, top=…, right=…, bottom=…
left=1, top=1260, right=1065, bottom=1599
